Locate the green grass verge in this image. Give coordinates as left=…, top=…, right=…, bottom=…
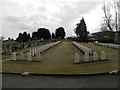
left=2, top=42, right=119, bottom=75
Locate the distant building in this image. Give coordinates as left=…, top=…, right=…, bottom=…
left=90, top=31, right=115, bottom=43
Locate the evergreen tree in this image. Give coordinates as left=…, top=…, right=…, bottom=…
left=22, top=32, right=28, bottom=42
left=74, top=17, right=89, bottom=39
left=8, top=37, right=11, bottom=40
left=16, top=32, right=30, bottom=42
left=16, top=33, right=23, bottom=42
left=27, top=33, right=31, bottom=41
left=32, top=32, right=37, bottom=40
left=55, top=27, right=66, bottom=39
left=37, top=28, right=51, bottom=40
left=52, top=33, right=56, bottom=39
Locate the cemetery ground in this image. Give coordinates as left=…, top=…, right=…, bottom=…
left=1, top=43, right=50, bottom=60
left=2, top=41, right=119, bottom=75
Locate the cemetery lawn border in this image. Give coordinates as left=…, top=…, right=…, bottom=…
left=2, top=42, right=119, bottom=75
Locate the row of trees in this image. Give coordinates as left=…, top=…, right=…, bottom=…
left=16, top=27, right=66, bottom=42
left=32, top=28, right=51, bottom=40
left=16, top=32, right=30, bottom=42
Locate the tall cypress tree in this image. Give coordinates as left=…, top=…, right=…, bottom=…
left=52, top=33, right=56, bottom=39
left=74, top=17, right=89, bottom=39
left=16, top=33, right=23, bottom=42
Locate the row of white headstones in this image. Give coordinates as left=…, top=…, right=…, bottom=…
left=73, top=41, right=106, bottom=64
left=73, top=41, right=92, bottom=55
left=88, top=42, right=120, bottom=49
left=11, top=41, right=61, bottom=61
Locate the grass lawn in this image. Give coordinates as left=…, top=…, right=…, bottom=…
left=2, top=41, right=119, bottom=75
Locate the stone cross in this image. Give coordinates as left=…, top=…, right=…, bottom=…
left=12, top=52, right=16, bottom=61
left=101, top=51, right=106, bottom=60
left=93, top=52, right=98, bottom=61
left=84, top=52, right=89, bottom=62
left=27, top=52, right=32, bottom=61
left=74, top=53, right=80, bottom=64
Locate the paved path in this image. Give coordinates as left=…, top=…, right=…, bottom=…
left=2, top=73, right=119, bottom=88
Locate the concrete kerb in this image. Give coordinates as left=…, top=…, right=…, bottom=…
left=1, top=70, right=119, bottom=77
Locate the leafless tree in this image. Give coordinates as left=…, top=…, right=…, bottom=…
left=102, top=3, right=113, bottom=31
left=113, top=0, right=120, bottom=31
left=116, top=0, right=120, bottom=31
left=101, top=1, right=120, bottom=32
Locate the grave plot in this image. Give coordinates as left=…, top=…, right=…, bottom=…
left=73, top=42, right=107, bottom=64
left=2, top=41, right=60, bottom=60
left=78, top=42, right=118, bottom=64
left=73, top=41, right=93, bottom=55
left=10, top=41, right=61, bottom=62
left=88, top=42, right=120, bottom=49
left=2, top=40, right=59, bottom=60
left=2, top=42, right=118, bottom=75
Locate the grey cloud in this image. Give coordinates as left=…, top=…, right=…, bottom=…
left=57, top=2, right=100, bottom=30
left=5, top=1, right=102, bottom=38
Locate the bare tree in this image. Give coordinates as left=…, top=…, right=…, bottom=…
left=117, top=0, right=120, bottom=31
left=113, top=0, right=120, bottom=31
left=102, top=3, right=113, bottom=31
left=101, top=0, right=120, bottom=32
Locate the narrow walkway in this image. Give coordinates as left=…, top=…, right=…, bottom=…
left=41, top=41, right=83, bottom=64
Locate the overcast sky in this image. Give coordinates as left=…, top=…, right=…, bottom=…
left=0, top=0, right=114, bottom=39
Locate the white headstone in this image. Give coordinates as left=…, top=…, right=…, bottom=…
left=84, top=52, right=89, bottom=62
left=89, top=49, right=92, bottom=55
left=19, top=52, right=24, bottom=60
left=27, top=52, right=32, bottom=61
left=74, top=53, right=80, bottom=64
left=30, top=49, right=32, bottom=52
left=93, top=52, right=98, bottom=61
left=12, top=52, right=16, bottom=61
left=101, top=51, right=106, bottom=60
left=36, top=53, right=41, bottom=61
left=31, top=49, right=34, bottom=56
left=36, top=48, right=40, bottom=54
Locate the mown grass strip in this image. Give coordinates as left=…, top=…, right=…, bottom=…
left=2, top=42, right=118, bottom=74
